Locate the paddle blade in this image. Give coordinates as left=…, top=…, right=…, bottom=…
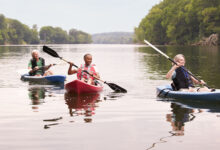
left=105, top=82, right=127, bottom=93
left=43, top=46, right=60, bottom=58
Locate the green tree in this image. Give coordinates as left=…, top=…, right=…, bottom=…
left=0, top=14, right=91, bottom=45
left=30, top=24, right=40, bottom=44
left=0, top=14, right=7, bottom=44
left=39, top=26, right=54, bottom=43
left=135, top=0, right=220, bottom=45
left=6, top=18, right=36, bottom=44
left=69, top=28, right=92, bottom=44
left=53, top=27, right=68, bottom=44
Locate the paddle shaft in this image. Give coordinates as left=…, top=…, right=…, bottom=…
left=43, top=45, right=127, bottom=93
left=47, top=50, right=107, bottom=83
left=144, top=40, right=210, bottom=88
left=82, top=70, right=106, bottom=83
left=29, top=64, right=56, bottom=74
left=59, top=57, right=79, bottom=68
left=43, top=46, right=102, bottom=81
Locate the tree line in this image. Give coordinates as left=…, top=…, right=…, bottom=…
left=92, top=32, right=133, bottom=44
left=0, top=14, right=92, bottom=45
left=134, top=0, right=220, bottom=45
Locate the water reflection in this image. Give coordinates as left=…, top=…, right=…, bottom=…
left=64, top=92, right=101, bottom=123
left=43, top=117, right=63, bottom=129
left=146, top=131, right=176, bottom=150
left=166, top=103, right=196, bottom=136
left=148, top=99, right=220, bottom=149
left=0, top=46, right=31, bottom=58
left=28, top=84, right=65, bottom=111
left=28, top=85, right=65, bottom=129
left=170, top=99, right=220, bottom=113
left=28, top=87, right=46, bottom=111
left=105, top=92, right=126, bottom=100
left=147, top=102, right=197, bottom=150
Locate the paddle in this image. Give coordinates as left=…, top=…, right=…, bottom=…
left=43, top=46, right=127, bottom=93
left=28, top=64, right=56, bottom=75
left=143, top=39, right=210, bottom=89
left=18, top=64, right=55, bottom=75
left=18, top=63, right=66, bottom=75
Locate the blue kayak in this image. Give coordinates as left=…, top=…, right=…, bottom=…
left=157, top=85, right=220, bottom=101
left=21, top=74, right=66, bottom=84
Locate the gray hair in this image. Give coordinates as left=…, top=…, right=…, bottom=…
left=174, top=54, right=185, bottom=62
left=31, top=49, right=39, bottom=55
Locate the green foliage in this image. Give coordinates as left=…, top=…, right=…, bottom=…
left=69, top=29, right=92, bottom=44
left=0, top=14, right=7, bottom=29
left=135, top=0, right=220, bottom=45
left=30, top=25, right=40, bottom=44
left=0, top=14, right=91, bottom=45
left=39, top=26, right=68, bottom=44
left=39, top=27, right=91, bottom=44
left=92, top=32, right=133, bottom=44
left=0, top=14, right=40, bottom=45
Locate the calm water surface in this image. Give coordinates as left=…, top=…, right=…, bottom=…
left=0, top=44, right=220, bottom=150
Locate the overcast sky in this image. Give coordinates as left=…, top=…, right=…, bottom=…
left=0, top=0, right=161, bottom=34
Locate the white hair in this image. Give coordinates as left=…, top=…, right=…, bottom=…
left=31, top=49, right=39, bottom=55
left=174, top=54, right=185, bottom=62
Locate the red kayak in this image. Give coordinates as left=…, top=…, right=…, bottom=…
left=65, top=79, right=103, bottom=94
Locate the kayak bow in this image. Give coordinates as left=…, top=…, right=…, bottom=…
left=21, top=74, right=66, bottom=84
left=157, top=85, right=220, bottom=101
left=65, top=79, right=103, bottom=94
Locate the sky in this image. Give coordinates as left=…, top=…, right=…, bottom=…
left=0, top=0, right=162, bottom=34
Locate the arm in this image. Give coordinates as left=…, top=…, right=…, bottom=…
left=191, top=76, right=206, bottom=85
left=28, top=66, right=34, bottom=74
left=68, top=62, right=78, bottom=75
left=28, top=61, right=39, bottom=74
left=91, top=66, right=100, bottom=79
left=166, top=64, right=179, bottom=79
left=44, top=64, right=51, bottom=71
left=93, top=72, right=100, bottom=79
left=83, top=69, right=100, bottom=79
left=28, top=61, right=32, bottom=72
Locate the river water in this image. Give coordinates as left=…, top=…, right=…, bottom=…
left=0, top=44, right=220, bottom=150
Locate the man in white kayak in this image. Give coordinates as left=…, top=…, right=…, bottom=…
left=68, top=53, right=100, bottom=85
left=166, top=54, right=214, bottom=92
left=28, top=49, right=53, bottom=76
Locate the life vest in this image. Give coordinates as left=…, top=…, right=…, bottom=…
left=172, top=67, right=193, bottom=91
left=30, top=57, right=45, bottom=76
left=77, top=64, right=97, bottom=80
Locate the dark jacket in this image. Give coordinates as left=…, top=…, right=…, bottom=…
left=172, top=67, right=193, bottom=91
left=29, top=57, right=45, bottom=76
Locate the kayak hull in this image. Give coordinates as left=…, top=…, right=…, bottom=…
left=65, top=80, right=103, bottom=94
left=157, top=85, right=220, bottom=101
left=21, top=74, right=66, bottom=84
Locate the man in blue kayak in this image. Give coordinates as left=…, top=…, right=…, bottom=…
left=28, top=50, right=53, bottom=76
left=166, top=54, right=213, bottom=92
left=68, top=53, right=100, bottom=85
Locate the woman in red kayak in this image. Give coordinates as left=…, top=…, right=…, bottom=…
left=68, top=54, right=100, bottom=85
left=166, top=54, right=213, bottom=92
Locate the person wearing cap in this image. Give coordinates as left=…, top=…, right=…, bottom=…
left=28, top=49, right=53, bottom=76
